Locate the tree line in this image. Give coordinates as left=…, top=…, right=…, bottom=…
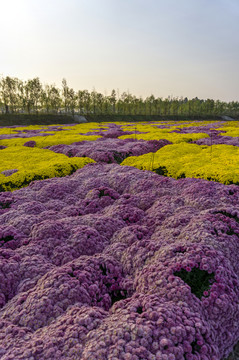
left=0, top=75, right=239, bottom=118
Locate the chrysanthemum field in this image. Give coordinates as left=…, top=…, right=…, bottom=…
left=0, top=120, right=238, bottom=360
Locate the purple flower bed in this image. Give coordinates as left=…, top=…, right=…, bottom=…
left=46, top=138, right=171, bottom=164
left=78, top=123, right=137, bottom=138
left=192, top=135, right=239, bottom=146
left=170, top=122, right=225, bottom=135
left=167, top=123, right=239, bottom=146
left=0, top=163, right=238, bottom=359
left=0, top=131, right=55, bottom=140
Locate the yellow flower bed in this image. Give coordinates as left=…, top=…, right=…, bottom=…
left=120, top=120, right=217, bottom=130
left=119, top=127, right=209, bottom=143
left=118, top=120, right=228, bottom=143
left=0, top=134, right=101, bottom=148
left=215, top=121, right=239, bottom=137
left=0, top=125, right=44, bottom=135
left=0, top=123, right=105, bottom=147
left=121, top=143, right=239, bottom=185
left=0, top=146, right=95, bottom=191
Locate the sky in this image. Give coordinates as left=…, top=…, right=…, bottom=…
left=0, top=0, right=239, bottom=102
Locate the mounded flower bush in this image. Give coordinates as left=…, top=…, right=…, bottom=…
left=121, top=142, right=239, bottom=185
left=46, top=138, right=171, bottom=164
left=0, top=146, right=95, bottom=191
left=0, top=163, right=238, bottom=359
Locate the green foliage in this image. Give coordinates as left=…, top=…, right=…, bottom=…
left=174, top=267, right=215, bottom=299
left=0, top=235, right=14, bottom=246
left=154, top=166, right=168, bottom=176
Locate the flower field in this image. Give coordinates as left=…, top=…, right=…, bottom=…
left=0, top=120, right=238, bottom=360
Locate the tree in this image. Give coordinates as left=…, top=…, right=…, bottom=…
left=126, top=93, right=134, bottom=115
left=81, top=90, right=91, bottom=114
left=214, top=100, right=226, bottom=116
left=68, top=88, right=76, bottom=115
left=61, top=78, right=76, bottom=114
left=120, top=91, right=134, bottom=115
left=190, top=97, right=202, bottom=117
left=0, top=76, right=18, bottom=113
left=41, top=84, right=61, bottom=113
left=109, top=89, right=117, bottom=114
left=24, top=77, right=42, bottom=113
left=17, top=79, right=26, bottom=112
left=77, top=90, right=85, bottom=115
left=162, top=98, right=170, bottom=116
left=171, top=97, right=180, bottom=116
left=96, top=92, right=104, bottom=114
left=103, top=95, right=111, bottom=114
left=228, top=101, right=239, bottom=118
left=137, top=96, right=144, bottom=115
left=50, top=86, right=61, bottom=113
left=62, top=78, right=69, bottom=113
left=132, top=96, right=140, bottom=115
left=203, top=99, right=215, bottom=117
left=91, top=88, right=97, bottom=115
left=145, top=95, right=155, bottom=116
left=41, top=84, right=51, bottom=113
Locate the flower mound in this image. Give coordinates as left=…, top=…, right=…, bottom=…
left=122, top=142, right=239, bottom=185
left=47, top=138, right=171, bottom=164
left=0, top=146, right=95, bottom=191
left=0, top=163, right=238, bottom=359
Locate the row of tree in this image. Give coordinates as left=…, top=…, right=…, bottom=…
left=0, top=75, right=239, bottom=117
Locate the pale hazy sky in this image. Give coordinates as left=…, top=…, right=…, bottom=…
left=1, top=0, right=239, bottom=101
